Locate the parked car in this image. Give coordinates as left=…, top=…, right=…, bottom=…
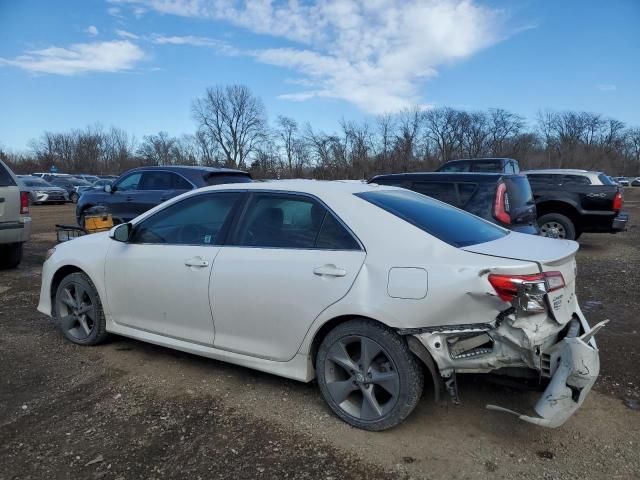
left=17, top=175, right=69, bottom=204
left=0, top=159, right=31, bottom=268
left=436, top=158, right=520, bottom=174
left=73, top=174, right=101, bottom=183
left=614, top=177, right=631, bottom=186
left=91, top=179, right=113, bottom=190
left=632, top=177, right=640, bottom=187
left=40, top=180, right=604, bottom=430
left=75, top=166, right=252, bottom=226
left=525, top=169, right=628, bottom=240
left=369, top=172, right=538, bottom=234
left=48, top=176, right=93, bottom=203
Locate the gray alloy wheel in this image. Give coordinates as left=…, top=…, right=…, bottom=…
left=538, top=213, right=576, bottom=240
left=316, top=319, right=424, bottom=431
left=54, top=272, right=108, bottom=345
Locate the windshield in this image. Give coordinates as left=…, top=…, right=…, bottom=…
left=356, top=189, right=508, bottom=248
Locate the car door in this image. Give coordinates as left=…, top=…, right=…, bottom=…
left=109, top=172, right=144, bottom=221
left=104, top=191, right=245, bottom=344
left=210, top=192, right=366, bottom=361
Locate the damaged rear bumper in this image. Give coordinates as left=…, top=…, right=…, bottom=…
left=487, top=320, right=606, bottom=427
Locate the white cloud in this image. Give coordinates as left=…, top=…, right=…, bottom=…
left=84, top=25, right=99, bottom=36
left=0, top=40, right=145, bottom=75
left=149, top=34, right=238, bottom=54
left=598, top=84, right=616, bottom=92
left=116, top=29, right=139, bottom=40
left=109, top=0, right=507, bottom=113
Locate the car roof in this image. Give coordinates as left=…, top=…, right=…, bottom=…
left=524, top=169, right=596, bottom=174
left=441, top=157, right=515, bottom=163
left=370, top=172, right=506, bottom=182
left=199, top=179, right=393, bottom=195
left=126, top=165, right=248, bottom=175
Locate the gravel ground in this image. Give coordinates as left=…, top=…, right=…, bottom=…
left=1, top=190, right=639, bottom=479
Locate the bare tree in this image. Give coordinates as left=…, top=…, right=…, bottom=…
left=192, top=85, right=267, bottom=169
left=276, top=115, right=298, bottom=176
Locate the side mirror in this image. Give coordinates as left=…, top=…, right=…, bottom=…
left=109, top=223, right=131, bottom=242
left=104, top=184, right=113, bottom=193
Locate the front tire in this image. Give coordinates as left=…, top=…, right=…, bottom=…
left=538, top=213, right=576, bottom=240
left=54, top=272, right=108, bottom=345
left=70, top=192, right=79, bottom=203
left=316, top=319, right=424, bottom=431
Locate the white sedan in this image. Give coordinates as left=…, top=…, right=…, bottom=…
left=38, top=180, right=605, bottom=430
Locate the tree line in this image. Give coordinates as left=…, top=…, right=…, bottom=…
left=2, top=84, right=639, bottom=179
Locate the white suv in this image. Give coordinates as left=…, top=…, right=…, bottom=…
left=0, top=159, right=32, bottom=268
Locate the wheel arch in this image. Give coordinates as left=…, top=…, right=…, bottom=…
left=308, top=314, right=443, bottom=402
left=50, top=265, right=87, bottom=307
left=536, top=200, right=580, bottom=224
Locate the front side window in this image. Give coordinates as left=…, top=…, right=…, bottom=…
left=115, top=173, right=142, bottom=191
left=236, top=193, right=359, bottom=250
left=356, top=189, right=507, bottom=248
left=562, top=175, right=591, bottom=185
left=130, top=192, right=242, bottom=245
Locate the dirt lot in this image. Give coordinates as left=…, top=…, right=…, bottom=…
left=1, top=190, right=639, bottom=480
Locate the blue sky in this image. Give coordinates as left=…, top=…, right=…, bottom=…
left=1, top=0, right=638, bottom=151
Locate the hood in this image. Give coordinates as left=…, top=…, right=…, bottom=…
left=462, top=232, right=578, bottom=264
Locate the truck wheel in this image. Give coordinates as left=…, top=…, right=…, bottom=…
left=0, top=243, right=24, bottom=269
left=538, top=213, right=576, bottom=240
left=316, top=319, right=424, bottom=431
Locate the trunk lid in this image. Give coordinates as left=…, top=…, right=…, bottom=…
left=463, top=233, right=579, bottom=323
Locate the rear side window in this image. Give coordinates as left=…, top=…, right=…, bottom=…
left=0, top=162, right=16, bottom=187
left=562, top=175, right=591, bottom=185
left=527, top=174, right=560, bottom=185
left=438, top=162, right=470, bottom=172
left=472, top=161, right=502, bottom=172
left=355, top=190, right=507, bottom=248
left=140, top=171, right=173, bottom=190
left=235, top=193, right=359, bottom=250
left=204, top=173, right=252, bottom=186
left=411, top=182, right=459, bottom=206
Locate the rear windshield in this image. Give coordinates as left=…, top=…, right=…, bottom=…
left=203, top=173, right=253, bottom=186
left=598, top=174, right=615, bottom=186
left=355, top=189, right=508, bottom=248
left=0, top=161, right=16, bottom=187
left=503, top=175, right=534, bottom=207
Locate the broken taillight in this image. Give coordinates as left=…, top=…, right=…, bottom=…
left=488, top=271, right=565, bottom=312
left=613, top=192, right=623, bottom=212
left=493, top=182, right=511, bottom=224
left=20, top=191, right=29, bottom=215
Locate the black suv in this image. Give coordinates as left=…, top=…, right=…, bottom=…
left=76, top=166, right=251, bottom=225
left=368, top=172, right=538, bottom=234
left=436, top=158, right=520, bottom=174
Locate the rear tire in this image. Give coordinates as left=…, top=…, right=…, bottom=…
left=0, top=243, right=23, bottom=269
left=54, top=272, right=108, bottom=345
left=316, top=318, right=424, bottom=431
left=538, top=213, right=576, bottom=240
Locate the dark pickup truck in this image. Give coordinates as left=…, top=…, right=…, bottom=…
left=525, top=169, right=629, bottom=240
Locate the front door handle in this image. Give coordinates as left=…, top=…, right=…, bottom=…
left=313, top=265, right=347, bottom=277
left=185, top=257, right=209, bottom=268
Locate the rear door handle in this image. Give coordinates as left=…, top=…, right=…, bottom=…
left=313, top=265, right=347, bottom=277
left=185, top=257, right=209, bottom=268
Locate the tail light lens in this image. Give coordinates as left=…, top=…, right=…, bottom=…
left=20, top=191, right=29, bottom=215
left=488, top=271, right=565, bottom=312
left=493, top=182, right=511, bottom=224
left=613, top=192, right=623, bottom=212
